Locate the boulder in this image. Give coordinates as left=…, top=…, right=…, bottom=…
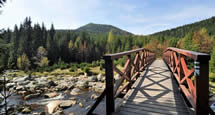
left=44, top=92, right=59, bottom=98
left=70, top=88, right=84, bottom=95
left=16, top=85, right=25, bottom=91
left=76, top=80, right=88, bottom=89
left=22, top=107, right=31, bottom=114
left=24, top=93, right=40, bottom=100
left=17, top=91, right=27, bottom=96
left=48, top=80, right=57, bottom=87
left=17, top=80, right=30, bottom=86
left=59, top=100, right=76, bottom=109
left=88, top=82, right=96, bottom=87
left=46, top=101, right=61, bottom=114
left=97, top=74, right=104, bottom=81
left=91, top=94, right=99, bottom=100
left=14, top=75, right=30, bottom=83
left=79, top=103, right=83, bottom=107
left=114, top=74, right=120, bottom=81
left=85, top=105, right=91, bottom=110
left=93, top=83, right=105, bottom=93
left=56, top=85, right=68, bottom=91
left=88, top=76, right=97, bottom=82
left=6, top=83, right=15, bottom=88
left=69, top=112, right=75, bottom=115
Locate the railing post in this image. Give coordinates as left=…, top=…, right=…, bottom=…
left=105, top=58, right=114, bottom=115
left=195, top=59, right=209, bottom=115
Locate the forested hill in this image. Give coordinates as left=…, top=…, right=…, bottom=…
left=75, top=23, right=133, bottom=35
left=151, top=17, right=215, bottom=38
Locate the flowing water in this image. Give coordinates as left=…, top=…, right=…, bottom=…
left=0, top=90, right=101, bottom=115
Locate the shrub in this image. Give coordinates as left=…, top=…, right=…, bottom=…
left=91, top=61, right=97, bottom=67
left=69, top=66, right=77, bottom=72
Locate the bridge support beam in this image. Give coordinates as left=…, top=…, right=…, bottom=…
left=195, top=60, right=209, bottom=115
left=105, top=58, right=114, bottom=115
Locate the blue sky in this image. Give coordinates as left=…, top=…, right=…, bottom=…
left=0, top=0, right=215, bottom=35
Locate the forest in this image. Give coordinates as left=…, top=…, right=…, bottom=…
left=0, top=17, right=215, bottom=80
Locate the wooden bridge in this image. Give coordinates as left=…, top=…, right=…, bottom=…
left=87, top=47, right=213, bottom=115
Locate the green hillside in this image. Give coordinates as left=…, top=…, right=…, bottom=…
left=75, top=23, right=133, bottom=35
left=151, top=17, right=215, bottom=38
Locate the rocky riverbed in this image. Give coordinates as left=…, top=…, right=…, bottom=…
left=0, top=70, right=107, bottom=115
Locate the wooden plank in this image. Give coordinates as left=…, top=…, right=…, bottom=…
left=123, top=99, right=188, bottom=109
left=120, top=104, right=189, bottom=115
left=121, top=102, right=190, bottom=114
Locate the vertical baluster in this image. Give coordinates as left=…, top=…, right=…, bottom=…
left=126, top=55, right=131, bottom=92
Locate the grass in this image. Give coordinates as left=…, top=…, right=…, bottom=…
left=31, top=66, right=106, bottom=79
left=90, top=66, right=105, bottom=75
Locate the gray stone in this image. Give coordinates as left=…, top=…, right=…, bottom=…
left=48, top=80, right=57, bottom=87
left=14, top=75, right=30, bottom=83
left=16, top=85, right=25, bottom=91
left=114, top=74, right=120, bottom=81
left=88, top=82, right=96, bottom=87
left=93, top=83, right=105, bottom=93
left=97, top=74, right=103, bottom=81
left=70, top=88, right=84, bottom=95
left=88, top=76, right=97, bottom=82
left=17, top=80, right=30, bottom=86
left=6, top=83, right=15, bottom=88
left=56, top=85, right=68, bottom=91
left=59, top=100, right=76, bottom=109
left=91, top=94, right=99, bottom=100
left=22, top=107, right=31, bottom=114
left=46, top=101, right=61, bottom=114
left=79, top=102, right=83, bottom=107
left=76, top=80, right=88, bottom=89
left=24, top=93, right=40, bottom=100
left=44, top=92, right=58, bottom=98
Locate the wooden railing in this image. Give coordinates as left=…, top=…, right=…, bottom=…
left=87, top=48, right=155, bottom=115
left=163, top=47, right=211, bottom=115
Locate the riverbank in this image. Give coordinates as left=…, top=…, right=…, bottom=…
left=0, top=68, right=111, bottom=115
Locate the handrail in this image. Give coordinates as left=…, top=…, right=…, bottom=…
left=164, top=47, right=210, bottom=60
left=87, top=48, right=155, bottom=115
left=163, top=47, right=211, bottom=115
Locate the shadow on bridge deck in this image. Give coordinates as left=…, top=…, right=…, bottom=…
left=114, top=59, right=192, bottom=115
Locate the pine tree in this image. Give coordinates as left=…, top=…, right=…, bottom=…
left=210, top=47, right=215, bottom=73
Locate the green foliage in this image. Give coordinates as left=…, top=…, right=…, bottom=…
left=69, top=65, right=77, bottom=72
left=76, top=23, right=132, bottom=35
left=57, top=58, right=70, bottom=69
left=83, top=66, right=90, bottom=73
left=210, top=47, right=215, bottom=73
left=183, top=32, right=193, bottom=50
left=114, top=57, right=125, bottom=66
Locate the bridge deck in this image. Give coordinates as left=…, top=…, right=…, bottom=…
left=114, top=59, right=191, bottom=115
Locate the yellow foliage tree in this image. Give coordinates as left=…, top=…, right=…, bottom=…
left=17, top=53, right=31, bottom=71
left=40, top=57, right=49, bottom=67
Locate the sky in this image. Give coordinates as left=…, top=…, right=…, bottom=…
left=0, top=0, right=215, bottom=35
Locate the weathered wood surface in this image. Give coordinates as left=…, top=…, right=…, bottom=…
left=114, top=60, right=191, bottom=115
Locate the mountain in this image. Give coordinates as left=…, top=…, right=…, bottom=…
left=151, top=16, right=215, bottom=38
left=75, top=23, right=133, bottom=35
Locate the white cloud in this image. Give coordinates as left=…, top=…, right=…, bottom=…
left=0, top=0, right=215, bottom=35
